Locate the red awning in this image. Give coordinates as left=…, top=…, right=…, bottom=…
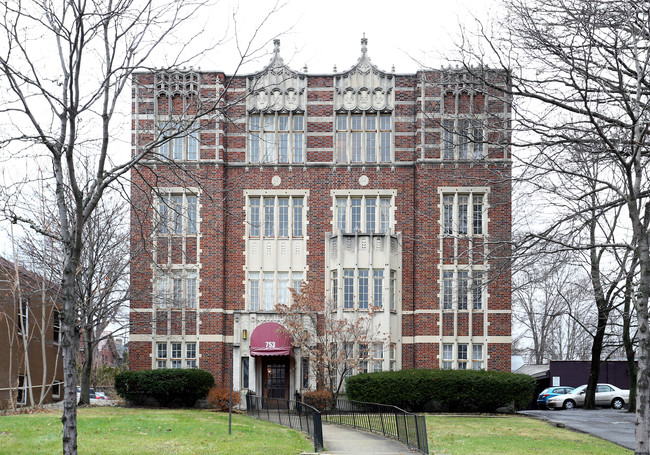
left=250, top=322, right=293, bottom=356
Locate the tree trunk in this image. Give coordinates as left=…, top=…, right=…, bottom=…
left=61, top=259, right=79, bottom=455
left=79, top=335, right=94, bottom=406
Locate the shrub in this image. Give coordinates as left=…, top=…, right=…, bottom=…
left=115, top=369, right=214, bottom=407
left=207, top=387, right=239, bottom=411
left=346, top=369, right=535, bottom=413
left=302, top=389, right=333, bottom=410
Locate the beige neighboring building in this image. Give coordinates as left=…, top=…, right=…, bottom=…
left=0, top=257, right=64, bottom=409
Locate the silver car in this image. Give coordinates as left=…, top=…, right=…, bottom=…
left=546, top=383, right=629, bottom=410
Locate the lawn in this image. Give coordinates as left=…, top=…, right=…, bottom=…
left=0, top=407, right=313, bottom=455
left=427, top=414, right=632, bottom=455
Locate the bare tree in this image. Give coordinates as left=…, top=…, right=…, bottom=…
left=0, top=1, right=281, bottom=453
left=276, top=282, right=385, bottom=402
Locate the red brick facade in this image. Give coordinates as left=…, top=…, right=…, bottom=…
left=130, top=38, right=512, bottom=392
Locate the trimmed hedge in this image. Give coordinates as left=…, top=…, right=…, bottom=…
left=346, top=369, right=535, bottom=412
left=115, top=369, right=214, bottom=407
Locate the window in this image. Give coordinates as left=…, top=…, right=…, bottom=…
left=472, top=272, right=484, bottom=310
left=373, top=270, right=384, bottom=309
left=442, top=118, right=484, bottom=160
left=343, top=270, right=354, bottom=309
left=242, top=357, right=249, bottom=388
left=389, top=343, right=396, bottom=371
left=337, top=269, right=389, bottom=310
left=359, top=344, right=369, bottom=374
left=336, top=113, right=392, bottom=163
left=442, top=193, right=484, bottom=236
left=390, top=271, right=396, bottom=311
left=330, top=270, right=338, bottom=305
left=472, top=345, right=483, bottom=370
left=157, top=193, right=198, bottom=235
left=158, top=121, right=199, bottom=161
left=248, top=196, right=304, bottom=238
left=335, top=195, right=393, bottom=234
left=442, top=271, right=453, bottom=310
left=17, top=298, right=28, bottom=336
left=171, top=343, right=182, bottom=368
left=358, top=270, right=369, bottom=309
left=458, top=271, right=468, bottom=310
left=373, top=343, right=384, bottom=372
left=458, top=344, right=468, bottom=369
left=249, top=113, right=304, bottom=164
left=155, top=270, right=198, bottom=309
left=248, top=271, right=303, bottom=311
left=157, top=342, right=197, bottom=369
left=301, top=357, right=309, bottom=389
left=52, top=381, right=62, bottom=399
left=17, top=375, right=26, bottom=405
left=156, top=342, right=167, bottom=369
left=442, top=344, right=453, bottom=370
left=53, top=309, right=61, bottom=344
left=186, top=343, right=197, bottom=368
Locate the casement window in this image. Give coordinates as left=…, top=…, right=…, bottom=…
left=301, top=357, right=309, bottom=389
left=248, top=196, right=304, bottom=238
left=17, top=375, right=27, bottom=405
left=241, top=357, right=249, bottom=388
left=442, top=344, right=453, bottom=370
left=53, top=309, right=60, bottom=344
left=389, top=343, right=396, bottom=371
left=359, top=344, right=369, bottom=374
left=157, top=193, right=198, bottom=235
left=158, top=121, right=199, bottom=161
left=389, top=271, right=396, bottom=311
left=156, top=342, right=168, bottom=369
left=337, top=268, right=388, bottom=310
left=442, top=118, right=484, bottom=160
left=249, top=113, right=304, bottom=164
left=155, top=270, right=198, bottom=309
left=442, top=193, right=484, bottom=236
left=330, top=271, right=338, bottom=305
left=442, top=269, right=483, bottom=311
left=373, top=343, right=384, bottom=372
left=457, top=344, right=468, bottom=369
left=472, top=344, right=484, bottom=370
left=335, top=195, right=392, bottom=234
left=156, top=342, right=198, bottom=369
left=17, top=298, right=28, bottom=336
left=336, top=112, right=392, bottom=163
left=248, top=271, right=303, bottom=311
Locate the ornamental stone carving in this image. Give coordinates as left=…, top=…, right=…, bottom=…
left=334, top=37, right=395, bottom=112
left=247, top=40, right=307, bottom=113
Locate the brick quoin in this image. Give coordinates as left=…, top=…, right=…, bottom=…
left=130, top=38, right=512, bottom=393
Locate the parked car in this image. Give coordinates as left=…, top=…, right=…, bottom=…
left=537, top=386, right=575, bottom=409
left=76, top=387, right=97, bottom=401
left=94, top=391, right=107, bottom=400
left=546, top=384, right=629, bottom=410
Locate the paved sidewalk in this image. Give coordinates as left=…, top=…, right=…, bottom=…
left=320, top=423, right=413, bottom=454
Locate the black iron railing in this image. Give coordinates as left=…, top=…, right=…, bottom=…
left=245, top=394, right=323, bottom=452
left=320, top=397, right=429, bottom=454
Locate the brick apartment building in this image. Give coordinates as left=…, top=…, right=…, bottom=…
left=129, top=38, right=512, bottom=400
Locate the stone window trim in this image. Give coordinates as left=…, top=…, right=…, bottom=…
left=153, top=266, right=199, bottom=310
left=155, top=340, right=198, bottom=369
left=331, top=267, right=394, bottom=312
left=440, top=342, right=486, bottom=370
left=438, top=187, right=489, bottom=238
left=244, top=189, right=309, bottom=239
left=335, top=111, right=393, bottom=164
left=440, top=116, right=486, bottom=161
left=247, top=270, right=304, bottom=312
left=154, top=187, right=201, bottom=237
left=155, top=117, right=201, bottom=162
left=247, top=112, right=305, bottom=165
left=330, top=189, right=397, bottom=235
left=440, top=266, right=487, bottom=311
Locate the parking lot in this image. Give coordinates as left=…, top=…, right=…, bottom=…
left=519, top=408, right=635, bottom=450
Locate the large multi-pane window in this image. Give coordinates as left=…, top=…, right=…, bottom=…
left=337, top=268, right=391, bottom=310
left=336, top=113, right=392, bottom=163
left=472, top=344, right=483, bottom=370
left=158, top=121, right=199, bottom=161
left=441, top=269, right=483, bottom=311
left=442, top=118, right=484, bottom=160
left=457, top=344, right=468, bottom=369
left=248, top=271, right=303, bottom=311
left=249, top=113, right=304, bottom=164
left=157, top=193, right=198, bottom=235
left=373, top=343, right=384, bottom=372
left=389, top=343, right=396, bottom=371
left=155, top=270, right=198, bottom=309
left=442, top=344, right=453, bottom=370
left=442, top=193, right=484, bottom=236
left=156, top=341, right=198, bottom=369
left=248, top=196, right=304, bottom=238
left=442, top=343, right=477, bottom=370
left=335, top=195, right=392, bottom=234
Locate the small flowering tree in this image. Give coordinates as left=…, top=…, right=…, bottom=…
left=275, top=282, right=385, bottom=402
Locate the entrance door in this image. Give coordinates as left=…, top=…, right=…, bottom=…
left=262, top=357, right=290, bottom=401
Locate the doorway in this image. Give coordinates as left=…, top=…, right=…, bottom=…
left=262, top=357, right=290, bottom=401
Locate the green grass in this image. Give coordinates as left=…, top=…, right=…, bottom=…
left=0, top=407, right=313, bottom=455
left=427, top=415, right=632, bottom=455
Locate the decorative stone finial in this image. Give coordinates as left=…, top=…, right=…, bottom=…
left=361, top=33, right=368, bottom=54
left=333, top=64, right=337, bottom=73
left=392, top=64, right=395, bottom=73
left=273, top=39, right=280, bottom=55
left=303, top=64, right=308, bottom=73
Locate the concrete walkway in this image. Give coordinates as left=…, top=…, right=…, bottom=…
left=320, top=423, right=413, bottom=455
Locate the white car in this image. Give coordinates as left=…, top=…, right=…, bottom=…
left=546, top=384, right=629, bottom=410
